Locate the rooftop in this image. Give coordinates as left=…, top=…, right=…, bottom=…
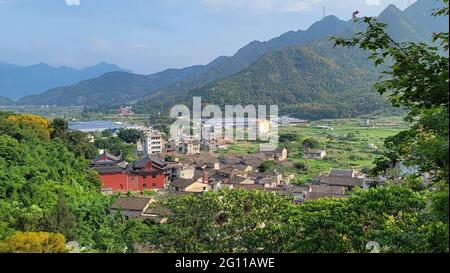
left=111, top=197, right=153, bottom=211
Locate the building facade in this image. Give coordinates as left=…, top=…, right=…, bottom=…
left=91, top=153, right=168, bottom=193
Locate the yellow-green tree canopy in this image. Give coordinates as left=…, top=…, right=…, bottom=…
left=0, top=232, right=67, bottom=253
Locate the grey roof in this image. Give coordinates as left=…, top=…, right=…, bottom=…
left=319, top=176, right=363, bottom=187
left=329, top=169, right=355, bottom=178
left=144, top=204, right=173, bottom=216
left=305, top=192, right=348, bottom=200
left=93, top=165, right=125, bottom=174
left=171, top=178, right=196, bottom=189
left=304, top=149, right=325, bottom=154
left=229, top=176, right=247, bottom=184
left=233, top=164, right=252, bottom=172
left=111, top=197, right=152, bottom=211
left=134, top=156, right=166, bottom=169
left=309, top=185, right=346, bottom=195
left=93, top=151, right=122, bottom=163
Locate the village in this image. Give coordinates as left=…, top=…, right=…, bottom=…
left=88, top=113, right=411, bottom=223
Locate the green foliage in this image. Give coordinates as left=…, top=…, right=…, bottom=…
left=44, top=192, right=76, bottom=240
left=152, top=186, right=447, bottom=253
left=333, top=1, right=449, bottom=184
left=302, top=138, right=322, bottom=149
left=0, top=232, right=67, bottom=253
left=258, top=160, right=277, bottom=172
left=0, top=111, right=142, bottom=252
left=117, top=128, right=144, bottom=144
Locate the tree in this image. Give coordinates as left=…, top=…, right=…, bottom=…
left=294, top=162, right=308, bottom=172
left=0, top=232, right=67, bottom=253
left=279, top=133, right=300, bottom=143
left=302, top=138, right=322, bottom=149
left=101, top=129, right=114, bottom=138
left=117, top=129, right=144, bottom=144
left=51, top=118, right=69, bottom=139
left=154, top=189, right=294, bottom=253
left=64, top=131, right=98, bottom=159
left=258, top=160, right=277, bottom=172
left=45, top=192, right=75, bottom=241
left=333, top=0, right=449, bottom=185
left=7, top=114, right=53, bottom=140
left=94, top=137, right=125, bottom=156
left=345, top=132, right=358, bottom=141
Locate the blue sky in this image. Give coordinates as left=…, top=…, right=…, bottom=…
left=0, top=0, right=416, bottom=74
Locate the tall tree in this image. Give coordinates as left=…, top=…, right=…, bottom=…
left=46, top=192, right=75, bottom=241
left=333, top=0, right=449, bottom=185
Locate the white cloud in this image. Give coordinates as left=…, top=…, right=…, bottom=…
left=65, top=0, right=80, bottom=6
left=200, top=0, right=319, bottom=13
left=365, top=0, right=381, bottom=6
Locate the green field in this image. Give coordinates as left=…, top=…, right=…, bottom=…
left=219, top=116, right=408, bottom=184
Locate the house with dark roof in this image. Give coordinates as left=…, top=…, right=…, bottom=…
left=317, top=169, right=366, bottom=190
left=264, top=147, right=288, bottom=162
left=170, top=178, right=210, bottom=193
left=303, top=148, right=327, bottom=160
left=110, top=196, right=154, bottom=219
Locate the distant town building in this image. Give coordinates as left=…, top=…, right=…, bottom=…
left=136, top=140, right=144, bottom=156
left=303, top=148, right=327, bottom=160
left=86, top=134, right=95, bottom=143
left=316, top=125, right=334, bottom=130
left=179, top=140, right=201, bottom=155
left=265, top=147, right=288, bottom=162
left=144, top=128, right=164, bottom=155
left=317, top=168, right=368, bottom=190
left=361, top=119, right=371, bottom=127
left=119, top=106, right=134, bottom=116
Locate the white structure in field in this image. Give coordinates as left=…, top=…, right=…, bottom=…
left=143, top=128, right=164, bottom=155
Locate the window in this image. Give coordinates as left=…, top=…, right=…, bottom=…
left=152, top=183, right=156, bottom=187
left=143, top=184, right=147, bottom=188
left=152, top=175, right=156, bottom=178
left=143, top=175, right=147, bottom=179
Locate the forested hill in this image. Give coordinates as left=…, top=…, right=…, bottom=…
left=17, top=65, right=206, bottom=106
left=133, top=0, right=448, bottom=119
left=186, top=43, right=391, bottom=120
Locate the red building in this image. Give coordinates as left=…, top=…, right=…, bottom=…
left=91, top=152, right=168, bottom=193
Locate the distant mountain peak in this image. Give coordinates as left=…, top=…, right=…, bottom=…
left=380, top=3, right=403, bottom=16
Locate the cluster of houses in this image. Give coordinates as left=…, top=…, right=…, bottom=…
left=93, top=142, right=385, bottom=221
left=107, top=166, right=379, bottom=222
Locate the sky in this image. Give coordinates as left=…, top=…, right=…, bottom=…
left=0, top=0, right=417, bottom=74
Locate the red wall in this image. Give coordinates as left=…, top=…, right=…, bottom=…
left=99, top=172, right=166, bottom=193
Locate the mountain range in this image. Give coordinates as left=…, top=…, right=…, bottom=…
left=9, top=0, right=449, bottom=120
left=0, top=62, right=130, bottom=100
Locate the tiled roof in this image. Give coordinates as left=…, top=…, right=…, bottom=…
left=171, top=178, right=196, bottom=189
left=93, top=152, right=122, bottom=163
left=133, top=156, right=166, bottom=169
left=319, top=176, right=363, bottom=187
left=329, top=169, right=355, bottom=178
left=111, top=197, right=152, bottom=211
left=93, top=165, right=125, bottom=174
